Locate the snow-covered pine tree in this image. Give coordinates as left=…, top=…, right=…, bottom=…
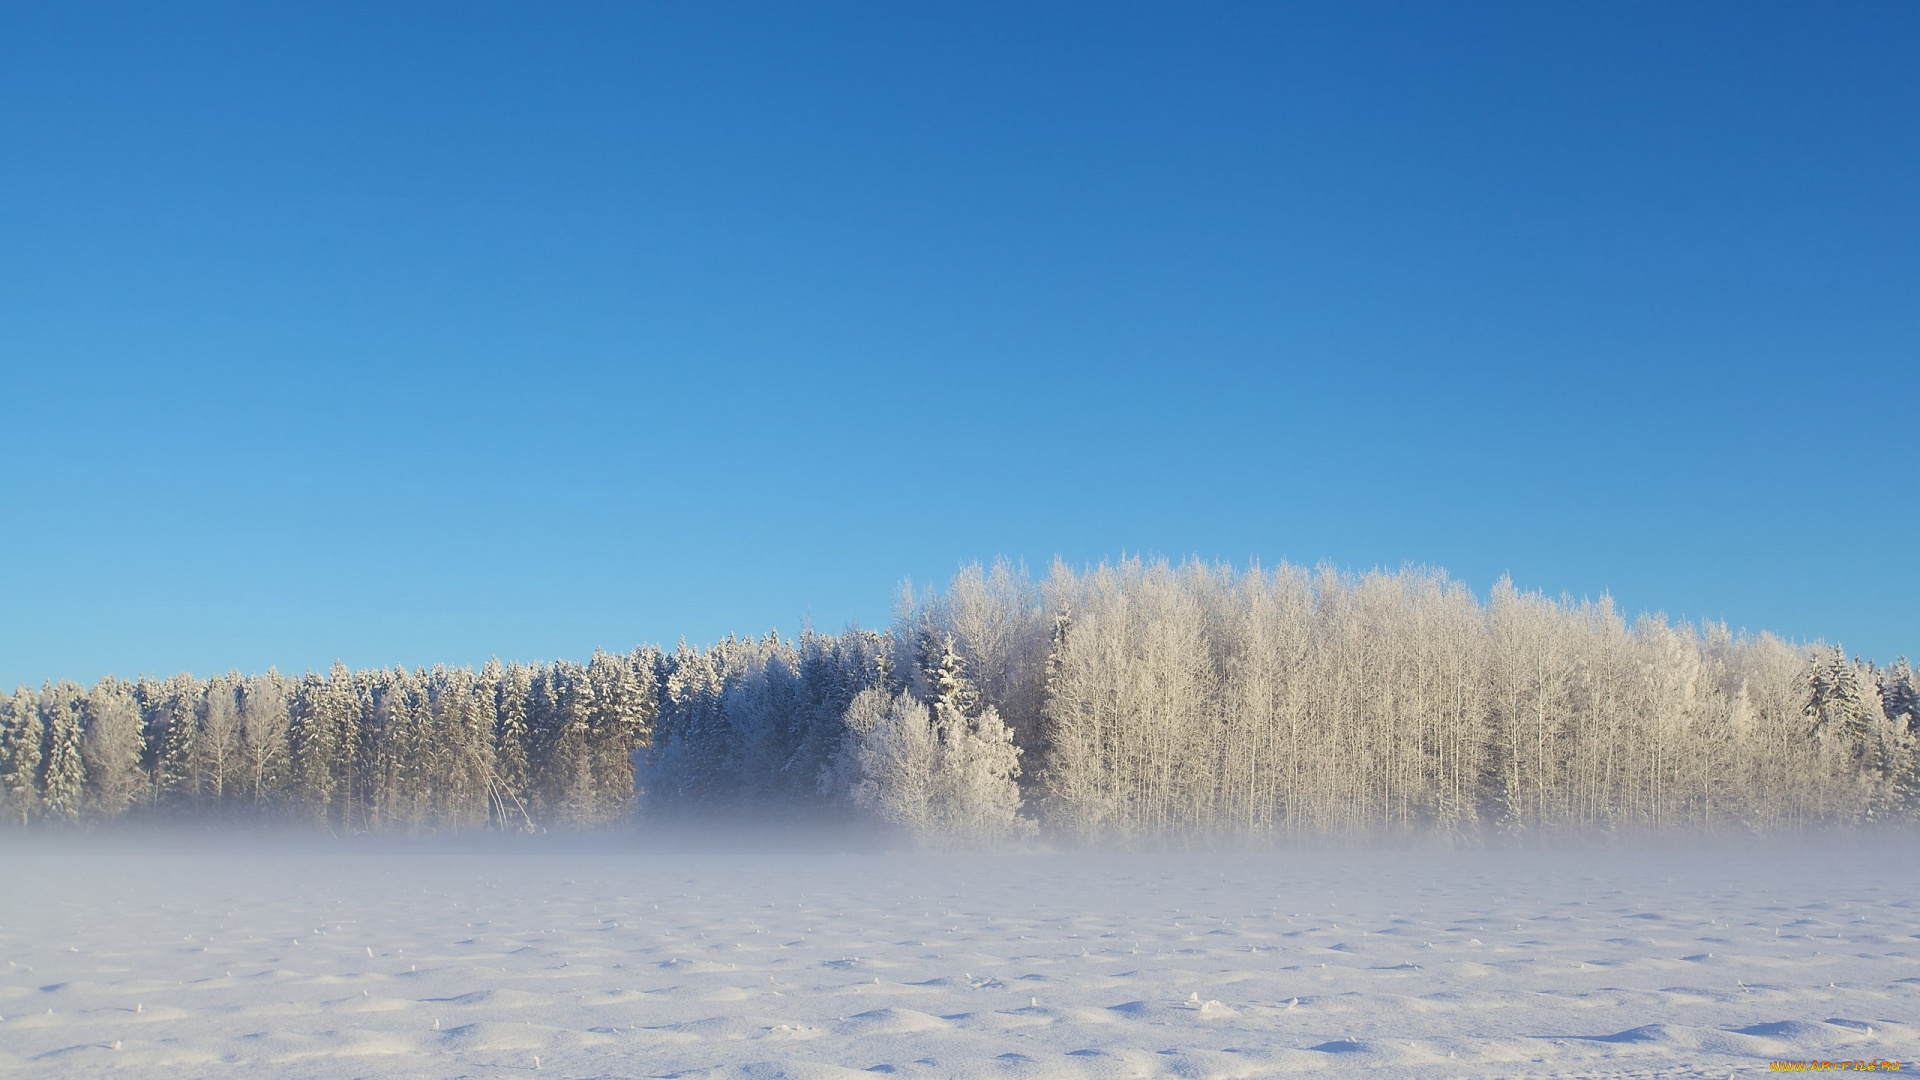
left=82, top=677, right=146, bottom=820
left=715, top=633, right=804, bottom=808
left=0, top=687, right=44, bottom=824
left=427, top=667, right=492, bottom=829
left=525, top=665, right=557, bottom=812
left=1881, top=659, right=1919, bottom=735
left=1881, top=659, right=1920, bottom=810
left=344, top=666, right=380, bottom=827
left=38, top=683, right=85, bottom=821
left=493, top=661, right=534, bottom=824
left=530, top=661, right=596, bottom=824
left=645, top=641, right=725, bottom=811
left=921, top=632, right=978, bottom=717
left=139, top=674, right=204, bottom=809
left=369, top=667, right=431, bottom=828
left=287, top=664, right=358, bottom=823
left=287, top=672, right=332, bottom=819
left=585, top=649, right=655, bottom=821
left=791, top=631, right=844, bottom=803
left=1803, top=648, right=1874, bottom=748
left=1799, top=648, right=1909, bottom=819
left=920, top=634, right=1026, bottom=842
left=796, top=629, right=892, bottom=808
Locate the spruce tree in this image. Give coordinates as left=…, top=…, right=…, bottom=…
left=431, top=667, right=494, bottom=829
left=287, top=672, right=328, bottom=818
left=0, top=688, right=44, bottom=824
left=536, top=661, right=596, bottom=824
left=925, top=637, right=1026, bottom=843
left=649, top=642, right=724, bottom=810
left=1882, top=659, right=1920, bottom=735
left=493, top=662, right=534, bottom=827
left=288, top=667, right=358, bottom=822
left=370, top=668, right=429, bottom=828
left=143, top=674, right=203, bottom=808
left=38, top=684, right=85, bottom=821
left=923, top=633, right=980, bottom=719
left=1803, top=648, right=1878, bottom=751
left=1881, top=659, right=1920, bottom=811
left=586, top=649, right=654, bottom=821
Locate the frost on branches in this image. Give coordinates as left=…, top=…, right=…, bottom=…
left=1, top=558, right=1915, bottom=840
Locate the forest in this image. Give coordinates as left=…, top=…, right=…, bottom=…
left=2, top=559, right=1915, bottom=842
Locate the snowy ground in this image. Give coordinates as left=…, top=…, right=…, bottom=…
left=1, top=832, right=1916, bottom=1079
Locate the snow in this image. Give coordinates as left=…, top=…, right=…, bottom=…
left=2, top=834, right=1916, bottom=1078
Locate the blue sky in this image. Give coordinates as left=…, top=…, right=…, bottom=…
left=2, top=2, right=1915, bottom=685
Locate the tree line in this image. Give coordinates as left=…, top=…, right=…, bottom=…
left=0, top=654, right=654, bottom=830
left=2, top=558, right=1915, bottom=840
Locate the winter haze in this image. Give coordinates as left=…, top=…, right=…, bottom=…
left=3, top=3, right=1917, bottom=1079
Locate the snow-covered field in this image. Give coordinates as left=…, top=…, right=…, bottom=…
left=2, top=833, right=1915, bottom=1079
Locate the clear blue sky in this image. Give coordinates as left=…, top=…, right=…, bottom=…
left=2, top=2, right=1915, bottom=686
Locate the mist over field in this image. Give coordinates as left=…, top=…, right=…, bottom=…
left=6, top=0, right=1916, bottom=1073
left=6, top=559, right=1916, bottom=1072
left=4, top=556, right=1912, bottom=1073
left=3, top=828, right=1916, bottom=1079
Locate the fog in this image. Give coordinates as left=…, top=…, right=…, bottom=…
left=3, top=828, right=1915, bottom=1078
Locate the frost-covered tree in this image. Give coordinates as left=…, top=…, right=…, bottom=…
left=922, top=635, right=1027, bottom=842
left=288, top=664, right=357, bottom=822
left=931, top=701, right=1026, bottom=842
left=1880, top=659, right=1919, bottom=735
left=1019, top=556, right=1907, bottom=839
left=0, top=687, right=44, bottom=824
left=238, top=672, right=290, bottom=808
left=82, top=678, right=146, bottom=819
left=645, top=641, right=727, bottom=811
left=585, top=648, right=655, bottom=820
left=930, top=561, right=1050, bottom=755
left=368, top=667, right=431, bottom=828
left=139, top=674, right=203, bottom=807
left=847, top=688, right=933, bottom=832
left=38, top=683, right=85, bottom=821
left=197, top=674, right=243, bottom=804
left=1881, top=659, right=1920, bottom=810
left=1803, top=648, right=1877, bottom=749
left=831, top=640, right=1027, bottom=845
left=530, top=661, right=596, bottom=823
left=791, top=629, right=889, bottom=801
left=427, top=667, right=494, bottom=829
left=1, top=558, right=1909, bottom=838
left=1801, top=648, right=1911, bottom=817
left=493, top=661, right=534, bottom=821
left=1038, top=559, right=1218, bottom=838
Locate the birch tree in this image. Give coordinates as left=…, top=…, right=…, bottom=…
left=82, top=678, right=145, bottom=819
